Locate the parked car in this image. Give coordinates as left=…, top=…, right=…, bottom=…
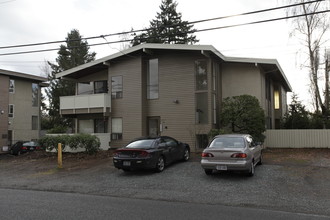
left=9, top=141, right=40, bottom=156
left=23, top=141, right=41, bottom=151
left=113, top=136, right=190, bottom=172
left=10, top=141, right=27, bottom=155
left=201, top=134, right=262, bottom=176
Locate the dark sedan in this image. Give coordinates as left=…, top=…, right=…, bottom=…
left=113, top=136, right=190, bottom=172
left=10, top=141, right=27, bottom=155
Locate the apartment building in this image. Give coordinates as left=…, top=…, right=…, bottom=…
left=0, top=69, right=47, bottom=151
left=56, top=44, right=292, bottom=151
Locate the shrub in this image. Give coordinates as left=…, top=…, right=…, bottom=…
left=39, top=134, right=100, bottom=154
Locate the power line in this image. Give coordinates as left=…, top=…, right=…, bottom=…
left=0, top=0, right=324, bottom=50
left=0, top=9, right=329, bottom=57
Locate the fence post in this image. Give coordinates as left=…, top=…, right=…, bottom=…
left=58, top=143, right=63, bottom=169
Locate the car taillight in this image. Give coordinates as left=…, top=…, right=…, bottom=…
left=22, top=146, right=28, bottom=150
left=139, top=151, right=150, bottom=158
left=202, top=152, right=214, bottom=157
left=113, top=151, right=120, bottom=157
left=231, top=153, right=247, bottom=158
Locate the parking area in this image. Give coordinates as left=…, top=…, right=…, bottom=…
left=0, top=149, right=330, bottom=216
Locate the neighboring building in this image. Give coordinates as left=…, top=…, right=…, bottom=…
left=56, top=44, right=292, bottom=151
left=0, top=69, right=47, bottom=151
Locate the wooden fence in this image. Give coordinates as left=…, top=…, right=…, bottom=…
left=264, top=129, right=330, bottom=148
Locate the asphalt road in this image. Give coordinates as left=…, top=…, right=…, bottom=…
left=1, top=188, right=329, bottom=220
left=0, top=153, right=330, bottom=218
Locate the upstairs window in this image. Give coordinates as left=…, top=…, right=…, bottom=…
left=32, top=83, right=39, bottom=107
left=195, top=60, right=208, bottom=91
left=32, top=116, right=38, bottom=130
left=94, top=80, right=108, bottom=94
left=9, top=79, right=15, bottom=93
left=274, top=90, right=280, bottom=109
left=111, top=76, right=123, bottom=99
left=77, top=82, right=93, bottom=95
left=8, top=104, right=14, bottom=118
left=147, top=59, right=159, bottom=99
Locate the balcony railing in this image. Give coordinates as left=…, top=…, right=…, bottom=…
left=60, top=93, right=111, bottom=115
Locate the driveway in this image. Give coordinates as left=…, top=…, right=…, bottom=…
left=0, top=149, right=330, bottom=217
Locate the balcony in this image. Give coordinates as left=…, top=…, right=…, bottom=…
left=60, top=93, right=111, bottom=116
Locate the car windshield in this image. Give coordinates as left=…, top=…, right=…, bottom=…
left=209, top=137, right=245, bottom=149
left=126, top=139, right=156, bottom=149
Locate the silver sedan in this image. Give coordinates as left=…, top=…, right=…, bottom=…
left=201, top=134, right=262, bottom=176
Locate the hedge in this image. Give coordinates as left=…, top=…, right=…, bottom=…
left=39, top=134, right=101, bottom=155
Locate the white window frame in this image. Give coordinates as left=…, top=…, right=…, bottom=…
left=9, top=79, right=15, bottom=93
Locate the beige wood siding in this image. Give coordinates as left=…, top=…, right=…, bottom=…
left=146, top=51, right=211, bottom=150
left=8, top=79, right=39, bottom=142
left=109, top=56, right=143, bottom=148
left=0, top=75, right=9, bottom=149
left=222, top=63, right=262, bottom=102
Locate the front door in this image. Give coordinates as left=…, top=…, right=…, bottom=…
left=148, top=117, right=160, bottom=137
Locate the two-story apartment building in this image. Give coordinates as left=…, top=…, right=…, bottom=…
left=0, top=69, right=47, bottom=151
left=56, top=44, right=292, bottom=151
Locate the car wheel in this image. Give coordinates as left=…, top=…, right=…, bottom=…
left=17, top=150, right=21, bottom=156
left=182, top=148, right=190, bottom=161
left=257, top=153, right=263, bottom=165
left=204, top=169, right=213, bottom=175
left=247, top=161, right=255, bottom=177
left=155, top=156, right=165, bottom=172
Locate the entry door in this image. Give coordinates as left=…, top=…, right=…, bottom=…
left=148, top=117, right=160, bottom=137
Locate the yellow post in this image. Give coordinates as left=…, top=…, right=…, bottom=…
left=58, top=143, right=63, bottom=169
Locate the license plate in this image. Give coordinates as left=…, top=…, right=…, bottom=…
left=216, top=165, right=227, bottom=171
left=123, top=161, right=131, bottom=166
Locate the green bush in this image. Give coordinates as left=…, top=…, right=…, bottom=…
left=47, top=125, right=68, bottom=134
left=208, top=129, right=226, bottom=139
left=39, top=134, right=100, bottom=154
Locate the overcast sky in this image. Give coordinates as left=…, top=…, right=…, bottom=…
left=0, top=0, right=323, bottom=108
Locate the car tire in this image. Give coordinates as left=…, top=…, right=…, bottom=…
left=182, top=148, right=190, bottom=161
left=247, top=162, right=255, bottom=177
left=17, top=151, right=21, bottom=156
left=204, top=169, right=213, bottom=175
left=155, top=156, right=165, bottom=172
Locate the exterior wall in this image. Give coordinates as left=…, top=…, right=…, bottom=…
left=222, top=63, right=263, bottom=102
left=265, top=129, right=330, bottom=148
left=0, top=75, right=9, bottom=149
left=146, top=51, right=208, bottom=151
left=8, top=79, right=40, bottom=143
left=109, top=56, right=144, bottom=148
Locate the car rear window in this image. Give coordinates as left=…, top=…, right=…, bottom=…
left=126, top=139, right=156, bottom=149
left=209, top=137, right=245, bottom=149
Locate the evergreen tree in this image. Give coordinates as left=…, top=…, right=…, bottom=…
left=132, top=0, right=198, bottom=46
left=46, top=29, right=96, bottom=131
left=281, top=93, right=310, bottom=129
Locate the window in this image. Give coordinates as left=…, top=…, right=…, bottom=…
left=32, top=116, right=38, bottom=130
left=32, top=83, right=39, bottom=107
left=94, top=80, right=108, bottom=94
left=274, top=90, right=280, bottom=109
left=147, top=59, right=159, bottom=99
left=213, top=94, right=217, bottom=124
left=94, top=119, right=108, bottom=133
left=8, top=104, right=14, bottom=118
left=195, top=60, right=208, bottom=90
left=196, top=93, right=208, bottom=124
left=111, top=76, right=123, bottom=99
left=111, top=118, right=122, bottom=140
left=77, top=82, right=93, bottom=95
left=78, top=119, right=93, bottom=133
left=9, top=79, right=15, bottom=93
